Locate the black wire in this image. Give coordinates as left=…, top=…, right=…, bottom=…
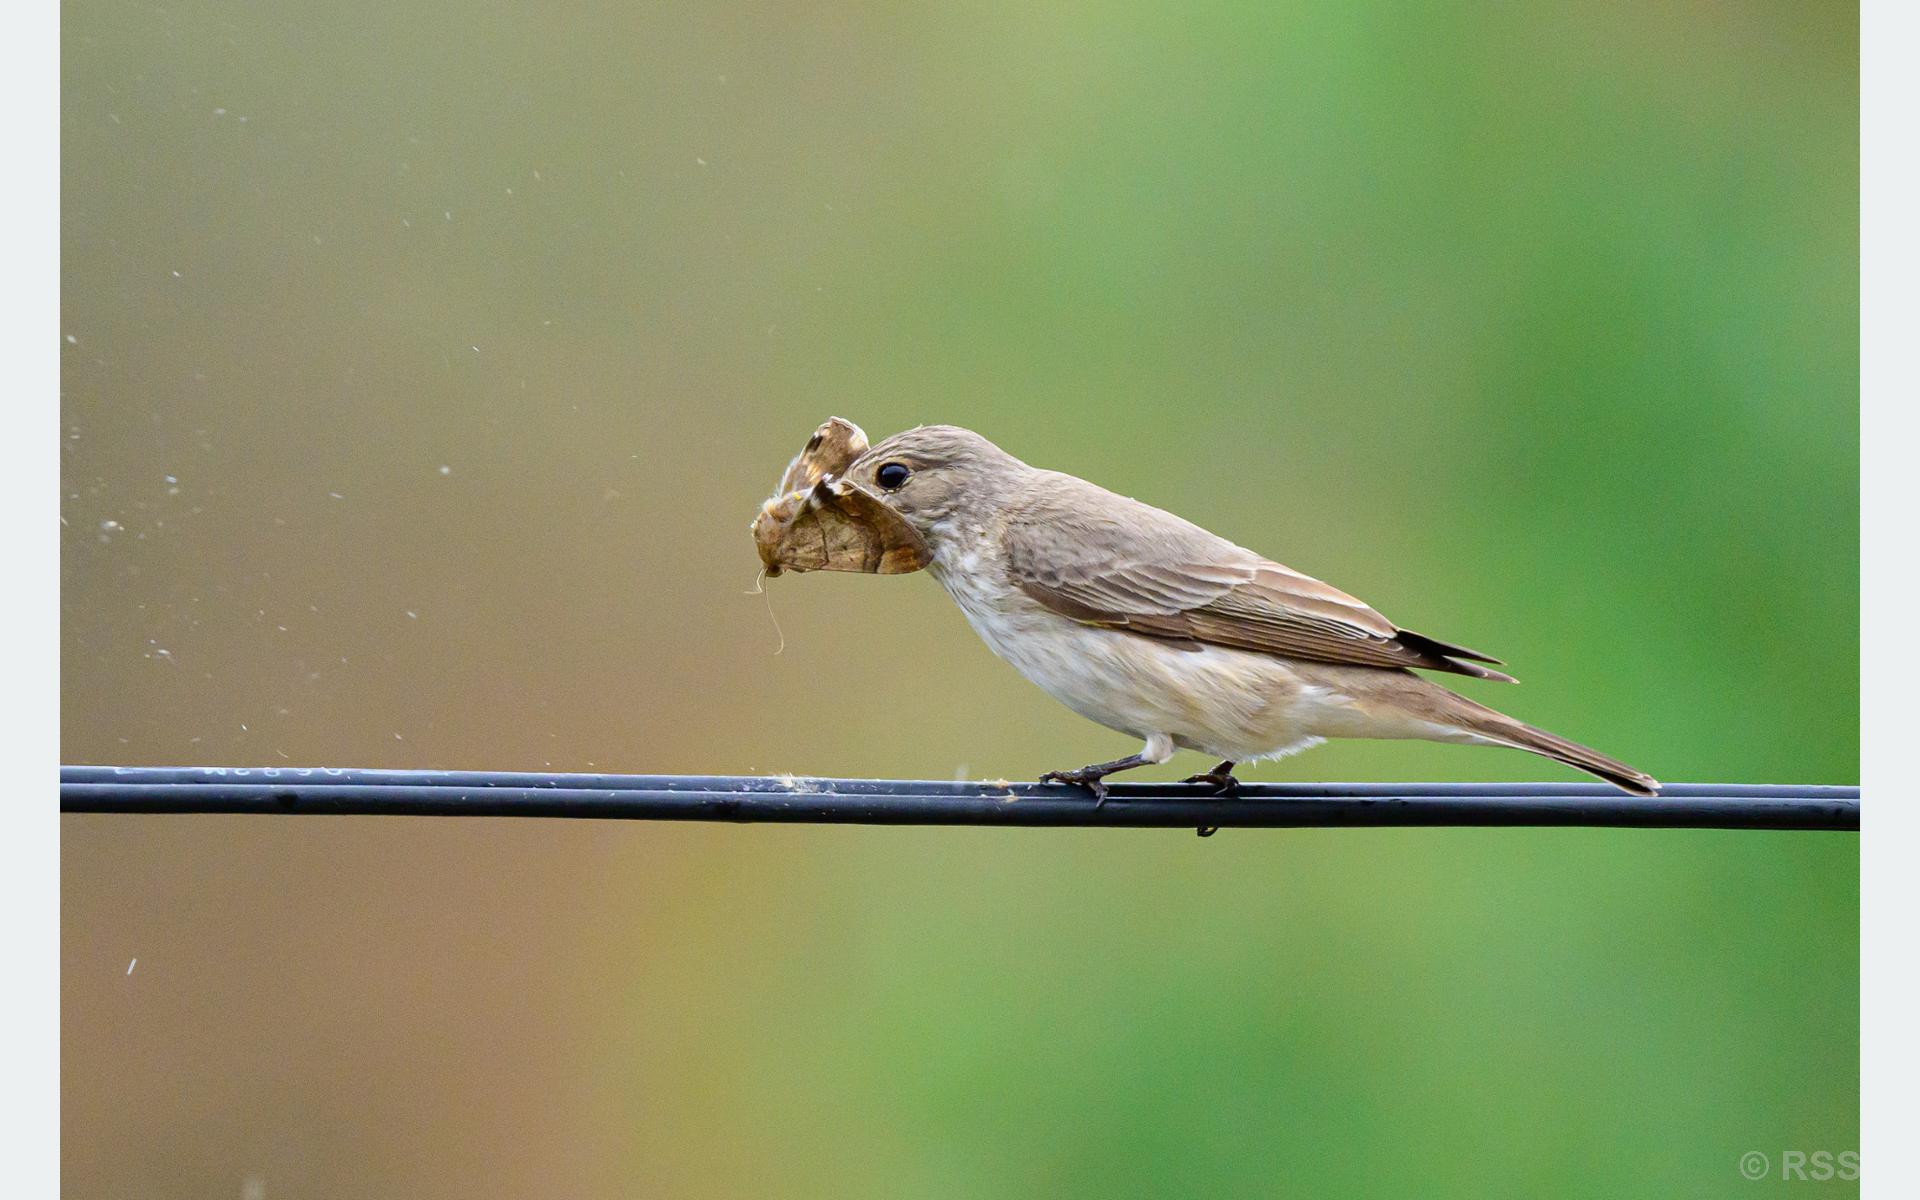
left=60, top=767, right=1860, bottom=830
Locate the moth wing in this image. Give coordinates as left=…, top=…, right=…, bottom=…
left=756, top=479, right=929, bottom=576
left=774, top=417, right=869, bottom=496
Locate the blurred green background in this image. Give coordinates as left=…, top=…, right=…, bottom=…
left=62, top=1, right=1857, bottom=1196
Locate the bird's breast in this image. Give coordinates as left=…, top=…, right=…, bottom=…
left=925, top=532, right=1349, bottom=759
left=926, top=537, right=1030, bottom=629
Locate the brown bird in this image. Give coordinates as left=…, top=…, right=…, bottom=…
left=756, top=421, right=1658, bottom=800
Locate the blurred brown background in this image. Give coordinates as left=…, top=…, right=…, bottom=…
left=64, top=1, right=1856, bottom=1196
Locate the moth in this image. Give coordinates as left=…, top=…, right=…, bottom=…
left=752, top=417, right=930, bottom=577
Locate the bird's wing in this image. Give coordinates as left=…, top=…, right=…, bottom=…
left=999, top=474, right=1514, bottom=682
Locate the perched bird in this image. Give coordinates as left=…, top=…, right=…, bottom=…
left=758, top=421, right=1657, bottom=800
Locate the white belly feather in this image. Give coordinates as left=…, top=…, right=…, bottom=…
left=927, top=544, right=1348, bottom=763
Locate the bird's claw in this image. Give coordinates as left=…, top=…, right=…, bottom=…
left=1181, top=771, right=1239, bottom=795
left=1040, top=769, right=1110, bottom=806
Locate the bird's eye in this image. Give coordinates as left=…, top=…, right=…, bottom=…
left=876, top=462, right=912, bottom=490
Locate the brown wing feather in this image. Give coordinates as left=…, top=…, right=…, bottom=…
left=1002, top=474, right=1514, bottom=682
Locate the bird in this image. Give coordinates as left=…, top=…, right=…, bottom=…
left=759, top=421, right=1658, bottom=801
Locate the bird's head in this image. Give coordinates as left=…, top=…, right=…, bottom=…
left=844, top=424, right=1027, bottom=541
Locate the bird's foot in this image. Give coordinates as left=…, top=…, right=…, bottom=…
left=1039, top=752, right=1155, bottom=807
left=1181, top=760, right=1240, bottom=795
left=1039, top=767, right=1111, bottom=806
left=1182, top=771, right=1239, bottom=794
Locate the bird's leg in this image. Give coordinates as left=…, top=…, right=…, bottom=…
left=1039, top=753, right=1154, bottom=806
left=1182, top=760, right=1239, bottom=794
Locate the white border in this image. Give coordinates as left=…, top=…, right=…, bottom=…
left=1861, top=0, right=1912, bottom=1193
left=0, top=0, right=61, bottom=1192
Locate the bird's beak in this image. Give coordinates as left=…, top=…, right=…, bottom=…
left=752, top=417, right=930, bottom=576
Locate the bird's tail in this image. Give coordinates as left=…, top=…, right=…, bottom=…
left=1441, top=693, right=1660, bottom=796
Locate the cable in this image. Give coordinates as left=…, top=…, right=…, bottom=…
left=60, top=767, right=1860, bottom=831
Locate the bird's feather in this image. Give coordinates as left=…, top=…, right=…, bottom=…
left=1000, top=472, right=1515, bottom=682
